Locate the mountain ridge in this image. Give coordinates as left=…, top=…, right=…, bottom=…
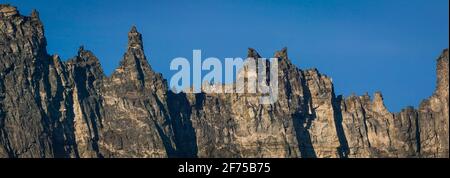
left=0, top=5, right=448, bottom=158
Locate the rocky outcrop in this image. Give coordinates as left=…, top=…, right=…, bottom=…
left=417, top=49, right=449, bottom=157
left=0, top=5, right=448, bottom=158
left=338, top=50, right=449, bottom=158
left=100, top=26, right=176, bottom=158
left=0, top=4, right=60, bottom=157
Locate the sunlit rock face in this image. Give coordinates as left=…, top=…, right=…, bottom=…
left=0, top=5, right=448, bottom=158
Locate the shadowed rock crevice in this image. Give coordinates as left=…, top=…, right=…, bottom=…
left=333, top=95, right=349, bottom=158
left=415, top=113, right=421, bottom=154
left=167, top=91, right=198, bottom=158
left=292, top=112, right=317, bottom=158
left=153, top=120, right=176, bottom=157
left=291, top=70, right=317, bottom=158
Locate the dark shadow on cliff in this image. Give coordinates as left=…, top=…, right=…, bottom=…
left=146, top=93, right=177, bottom=157
left=414, top=110, right=421, bottom=155
left=33, top=55, right=68, bottom=158
left=292, top=72, right=317, bottom=158
left=333, top=95, right=350, bottom=158
left=152, top=119, right=177, bottom=157
left=293, top=112, right=317, bottom=158
left=71, top=61, right=104, bottom=158
left=167, top=91, right=198, bottom=158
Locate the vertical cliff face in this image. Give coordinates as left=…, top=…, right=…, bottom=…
left=341, top=92, right=403, bottom=157
left=338, top=50, right=449, bottom=158
left=99, top=26, right=178, bottom=158
left=0, top=5, right=448, bottom=158
left=0, top=5, right=60, bottom=157
left=417, top=49, right=449, bottom=157
left=64, top=47, right=105, bottom=158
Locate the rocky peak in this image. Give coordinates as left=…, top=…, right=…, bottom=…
left=119, top=26, right=151, bottom=75
left=274, top=47, right=288, bottom=59
left=358, top=92, right=372, bottom=108
left=128, top=25, right=143, bottom=50
left=275, top=47, right=296, bottom=70
left=372, top=91, right=389, bottom=113
left=114, top=26, right=150, bottom=74
left=30, top=9, right=39, bottom=19
left=247, top=48, right=261, bottom=59
left=0, top=4, right=46, bottom=61
left=76, top=46, right=93, bottom=60
left=108, top=26, right=164, bottom=92
left=436, top=48, right=449, bottom=97
left=78, top=46, right=85, bottom=55
left=0, top=4, right=18, bottom=17
left=65, top=47, right=105, bottom=90
left=69, top=46, right=102, bottom=68
left=372, top=92, right=384, bottom=106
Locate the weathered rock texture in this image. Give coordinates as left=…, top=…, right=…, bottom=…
left=0, top=5, right=448, bottom=158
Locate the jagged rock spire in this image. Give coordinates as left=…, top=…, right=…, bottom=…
left=110, top=25, right=157, bottom=88
left=436, top=48, right=449, bottom=97
left=247, top=48, right=261, bottom=59
left=128, top=25, right=143, bottom=49
left=78, top=45, right=85, bottom=54
left=274, top=47, right=295, bottom=69
left=373, top=91, right=389, bottom=113
left=122, top=26, right=148, bottom=68
left=275, top=47, right=288, bottom=59
left=76, top=45, right=90, bottom=61
left=70, top=46, right=103, bottom=68
left=373, top=91, right=384, bottom=103
left=31, top=9, right=39, bottom=19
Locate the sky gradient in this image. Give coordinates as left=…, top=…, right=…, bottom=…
left=4, top=0, right=449, bottom=112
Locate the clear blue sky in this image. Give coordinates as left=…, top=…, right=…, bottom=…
left=4, top=0, right=449, bottom=112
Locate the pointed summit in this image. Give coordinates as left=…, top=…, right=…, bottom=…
left=373, top=91, right=385, bottom=105
left=275, top=47, right=288, bottom=59
left=247, top=48, right=261, bottom=59
left=31, top=9, right=39, bottom=19
left=373, top=91, right=389, bottom=113
left=274, top=47, right=295, bottom=69
left=71, top=46, right=102, bottom=66
left=110, top=25, right=156, bottom=88
left=78, top=45, right=85, bottom=54
left=128, top=25, right=143, bottom=49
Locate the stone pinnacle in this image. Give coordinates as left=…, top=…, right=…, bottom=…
left=128, top=25, right=143, bottom=49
